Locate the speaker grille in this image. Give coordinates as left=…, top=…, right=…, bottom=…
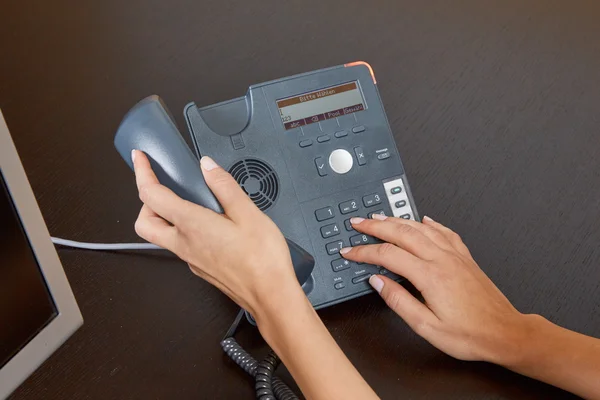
left=228, top=158, right=279, bottom=212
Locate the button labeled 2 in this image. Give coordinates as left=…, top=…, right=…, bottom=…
left=339, top=200, right=358, bottom=214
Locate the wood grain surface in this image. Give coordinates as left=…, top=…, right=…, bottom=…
left=1, top=0, right=599, bottom=398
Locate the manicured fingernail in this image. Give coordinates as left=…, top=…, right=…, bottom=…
left=423, top=215, right=434, bottom=222
left=350, top=217, right=365, bottom=225
left=372, top=213, right=387, bottom=220
left=200, top=156, right=218, bottom=171
left=369, top=275, right=384, bottom=293
left=131, top=149, right=137, bottom=163
left=339, top=247, right=351, bottom=255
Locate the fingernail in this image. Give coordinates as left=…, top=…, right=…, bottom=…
left=372, top=213, right=387, bottom=220
left=339, top=247, right=351, bottom=255
left=200, top=156, right=218, bottom=171
left=423, top=215, right=434, bottom=222
left=131, top=149, right=137, bottom=163
left=351, top=217, right=365, bottom=225
left=369, top=275, right=384, bottom=293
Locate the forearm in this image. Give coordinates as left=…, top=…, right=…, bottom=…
left=255, top=290, right=379, bottom=400
left=500, top=314, right=600, bottom=399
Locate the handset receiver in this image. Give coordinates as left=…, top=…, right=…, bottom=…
left=114, top=96, right=315, bottom=287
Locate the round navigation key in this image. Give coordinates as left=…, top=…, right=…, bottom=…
left=328, top=149, right=353, bottom=174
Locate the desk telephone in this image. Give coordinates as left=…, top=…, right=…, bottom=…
left=114, top=62, right=420, bottom=398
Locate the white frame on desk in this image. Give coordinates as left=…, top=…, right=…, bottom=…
left=0, top=110, right=83, bottom=399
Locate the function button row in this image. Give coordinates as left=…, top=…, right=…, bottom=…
left=326, top=240, right=345, bottom=255
left=362, top=193, right=382, bottom=207
left=299, top=128, right=354, bottom=148
left=339, top=199, right=359, bottom=214
left=321, top=223, right=340, bottom=238
left=315, top=206, right=334, bottom=221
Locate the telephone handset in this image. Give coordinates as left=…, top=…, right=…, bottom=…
left=114, top=96, right=316, bottom=289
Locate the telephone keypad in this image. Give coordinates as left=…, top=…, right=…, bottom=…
left=321, top=223, right=340, bottom=238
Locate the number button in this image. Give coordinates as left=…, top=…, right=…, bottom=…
left=368, top=210, right=386, bottom=218
left=362, top=193, right=382, bottom=207
left=326, top=240, right=345, bottom=255
left=350, top=234, right=376, bottom=246
left=321, top=223, right=340, bottom=238
left=344, top=218, right=355, bottom=231
left=315, top=206, right=335, bottom=221
left=331, top=258, right=352, bottom=272
left=339, top=200, right=358, bottom=214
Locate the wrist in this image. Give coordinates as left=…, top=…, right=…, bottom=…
left=486, top=313, right=548, bottom=369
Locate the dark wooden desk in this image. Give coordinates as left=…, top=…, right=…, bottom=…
left=2, top=1, right=599, bottom=398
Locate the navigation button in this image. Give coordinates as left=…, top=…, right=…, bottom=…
left=352, top=126, right=366, bottom=133
left=354, top=146, right=366, bottom=166
left=329, top=149, right=353, bottom=174
left=315, top=206, right=335, bottom=221
left=299, top=139, right=313, bottom=148
left=317, top=135, right=330, bottom=143
left=334, top=130, right=348, bottom=138
left=321, top=223, right=340, bottom=238
left=314, top=157, right=327, bottom=176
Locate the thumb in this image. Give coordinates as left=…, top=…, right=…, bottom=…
left=200, top=156, right=257, bottom=220
left=369, top=275, right=437, bottom=334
